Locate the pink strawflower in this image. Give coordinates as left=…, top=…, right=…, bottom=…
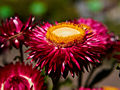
left=113, top=40, right=120, bottom=61
left=0, top=15, right=35, bottom=49
left=26, top=18, right=110, bottom=78
left=0, top=62, right=46, bottom=90
left=104, top=32, right=120, bottom=61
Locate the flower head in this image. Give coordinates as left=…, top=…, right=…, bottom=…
left=104, top=32, right=120, bottom=61
left=26, top=18, right=110, bottom=78
left=0, top=62, right=45, bottom=90
left=113, top=40, right=120, bottom=61
left=0, top=15, right=35, bottom=49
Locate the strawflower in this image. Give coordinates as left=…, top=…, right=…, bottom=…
left=26, top=18, right=110, bottom=78
left=104, top=32, right=120, bottom=61
left=0, top=62, right=46, bottom=90
left=0, top=15, right=35, bottom=49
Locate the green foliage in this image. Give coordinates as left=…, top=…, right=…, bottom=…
left=0, top=6, right=13, bottom=18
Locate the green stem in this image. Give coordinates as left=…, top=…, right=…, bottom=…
left=19, top=44, right=24, bottom=62
left=51, top=75, right=60, bottom=90
left=84, top=67, right=95, bottom=87
left=78, top=71, right=82, bottom=88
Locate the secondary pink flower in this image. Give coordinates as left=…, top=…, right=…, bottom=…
left=0, top=15, right=35, bottom=49
left=26, top=18, right=110, bottom=78
left=0, top=62, right=46, bottom=90
left=113, top=40, right=120, bottom=61
left=104, top=33, right=120, bottom=61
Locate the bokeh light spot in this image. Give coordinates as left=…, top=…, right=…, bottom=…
left=0, top=6, right=13, bottom=18
left=87, top=0, right=103, bottom=12
left=29, top=1, right=47, bottom=16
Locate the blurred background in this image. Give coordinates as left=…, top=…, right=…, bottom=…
left=0, top=0, right=120, bottom=89
left=0, top=0, right=120, bottom=35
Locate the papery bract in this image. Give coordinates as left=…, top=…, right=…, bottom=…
left=26, top=18, right=110, bottom=78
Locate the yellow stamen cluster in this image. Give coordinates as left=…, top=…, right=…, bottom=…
left=46, top=22, right=91, bottom=47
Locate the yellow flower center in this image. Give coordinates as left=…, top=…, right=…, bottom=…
left=46, top=22, right=91, bottom=47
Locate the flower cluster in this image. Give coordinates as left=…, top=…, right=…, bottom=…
left=0, top=15, right=120, bottom=90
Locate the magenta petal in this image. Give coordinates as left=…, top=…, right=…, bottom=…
left=24, top=15, right=35, bottom=31
left=61, top=62, right=65, bottom=75
left=12, top=39, right=20, bottom=49
left=70, top=53, right=81, bottom=70
left=48, top=66, right=53, bottom=74
left=13, top=16, right=23, bottom=33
